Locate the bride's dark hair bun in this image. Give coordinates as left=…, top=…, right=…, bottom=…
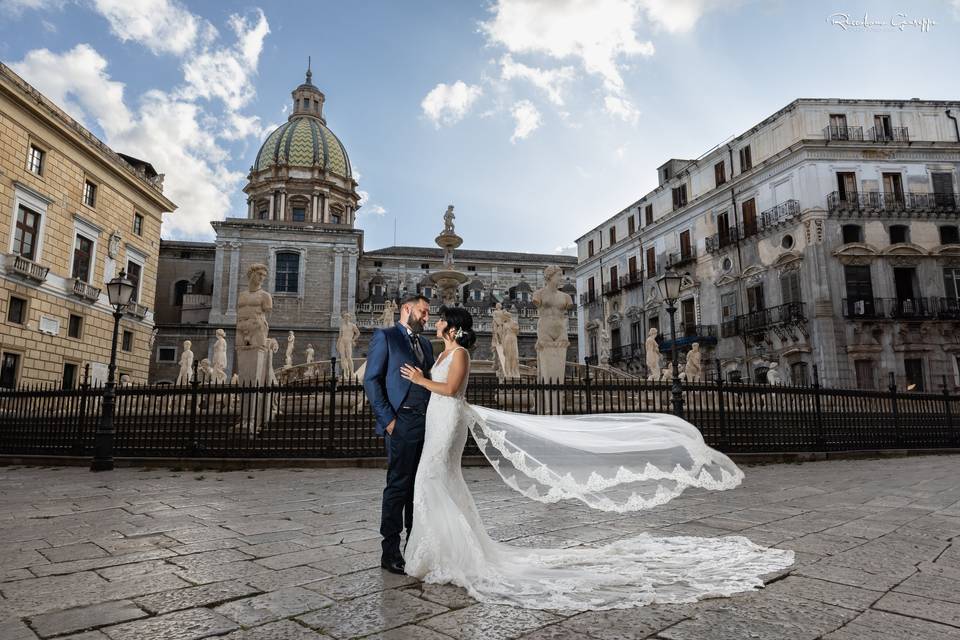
left=439, top=305, right=477, bottom=349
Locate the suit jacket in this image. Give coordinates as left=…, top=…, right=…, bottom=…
left=363, top=322, right=435, bottom=436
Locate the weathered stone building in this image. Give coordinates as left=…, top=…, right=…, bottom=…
left=0, top=62, right=175, bottom=387
left=576, top=98, right=960, bottom=390
left=150, top=69, right=577, bottom=383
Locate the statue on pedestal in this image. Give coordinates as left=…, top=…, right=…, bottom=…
left=236, top=264, right=272, bottom=385
left=443, top=204, right=455, bottom=233
left=684, top=343, right=703, bottom=383
left=598, top=325, right=611, bottom=365
left=212, top=328, right=228, bottom=384
left=285, top=331, right=295, bottom=368
left=305, top=344, right=315, bottom=364
left=502, top=315, right=521, bottom=379
left=491, top=302, right=510, bottom=377
left=767, top=361, right=786, bottom=385
left=645, top=328, right=660, bottom=381
left=197, top=358, right=212, bottom=384
left=337, top=311, right=360, bottom=379
left=380, top=300, right=397, bottom=327
left=533, top=265, right=573, bottom=383
left=177, top=340, right=194, bottom=385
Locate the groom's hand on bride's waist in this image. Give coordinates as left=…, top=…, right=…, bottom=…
left=386, top=419, right=396, bottom=435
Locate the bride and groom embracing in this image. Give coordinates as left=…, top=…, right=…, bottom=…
left=363, top=295, right=793, bottom=611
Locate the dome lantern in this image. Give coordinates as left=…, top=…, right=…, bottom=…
left=291, top=57, right=326, bottom=123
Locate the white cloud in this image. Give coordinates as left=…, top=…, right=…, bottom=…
left=639, top=0, right=735, bottom=33
left=499, top=54, right=575, bottom=106
left=421, top=81, right=483, bottom=127
left=366, top=204, right=387, bottom=216
left=92, top=0, right=202, bottom=56
left=604, top=95, right=640, bottom=124
left=553, top=242, right=577, bottom=255
left=482, top=0, right=654, bottom=94
left=510, top=99, right=541, bottom=143
left=220, top=111, right=268, bottom=141
left=0, top=0, right=63, bottom=16
left=615, top=145, right=627, bottom=159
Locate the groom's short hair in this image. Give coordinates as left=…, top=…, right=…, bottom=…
left=401, top=294, right=430, bottom=307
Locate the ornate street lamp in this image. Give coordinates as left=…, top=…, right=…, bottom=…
left=91, top=269, right=135, bottom=471
left=657, top=269, right=685, bottom=418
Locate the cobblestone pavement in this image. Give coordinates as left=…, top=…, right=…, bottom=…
left=1, top=455, right=959, bottom=639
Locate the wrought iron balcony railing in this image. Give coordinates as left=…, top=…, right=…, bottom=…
left=7, top=254, right=50, bottom=283
left=602, top=281, right=621, bottom=297
left=71, top=279, right=101, bottom=302
left=619, top=270, right=643, bottom=289
left=657, top=324, right=718, bottom=351
left=579, top=291, right=598, bottom=306
left=824, top=125, right=864, bottom=141
left=720, top=319, right=738, bottom=338
left=887, top=297, right=934, bottom=320
left=736, top=302, right=806, bottom=335
left=842, top=297, right=936, bottom=320
left=938, top=297, right=960, bottom=320
left=827, top=191, right=960, bottom=216
left=759, top=199, right=800, bottom=231
left=667, top=248, right=697, bottom=269
left=841, top=297, right=884, bottom=320
left=870, top=126, right=909, bottom=142
left=705, top=228, right=740, bottom=254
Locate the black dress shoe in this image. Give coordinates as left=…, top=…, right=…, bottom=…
left=381, top=557, right=406, bottom=575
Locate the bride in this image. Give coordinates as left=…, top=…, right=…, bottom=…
left=399, top=306, right=793, bottom=611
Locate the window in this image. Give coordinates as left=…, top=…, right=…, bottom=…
left=83, top=180, right=97, bottom=207
left=331, top=213, right=341, bottom=224
left=631, top=320, right=643, bottom=346
left=747, top=285, right=765, bottom=313
left=882, top=173, right=904, bottom=204
left=628, top=255, right=638, bottom=277
left=672, top=184, right=688, bottom=210
left=588, top=240, right=594, bottom=257
left=842, top=224, right=863, bottom=244
left=158, top=347, right=176, bottom=362
left=829, top=114, right=849, bottom=139
left=422, top=286, right=433, bottom=298
left=421, top=263, right=430, bottom=269
left=467, top=265, right=476, bottom=272
left=933, top=172, right=956, bottom=208
left=609, top=265, right=618, bottom=288
left=7, top=296, right=26, bottom=324
left=714, top=161, right=726, bottom=187
left=72, top=234, right=94, bottom=282
left=904, top=358, right=924, bottom=391
left=648, top=315, right=659, bottom=332
left=374, top=261, right=383, bottom=267
left=855, top=360, right=876, bottom=390
left=844, top=265, right=874, bottom=315
left=940, top=226, right=960, bottom=245
left=125, top=260, right=142, bottom=302
left=837, top=172, right=858, bottom=201
left=944, top=268, right=960, bottom=301
left=739, top=145, right=752, bottom=172
left=13, top=205, right=41, bottom=260
left=587, top=276, right=595, bottom=299
left=514, top=267, right=522, bottom=273
left=122, top=330, right=133, bottom=352
left=874, top=114, right=893, bottom=141
left=679, top=229, right=692, bottom=259
left=609, top=226, right=617, bottom=245
left=258, top=208, right=267, bottom=220
left=721, top=292, right=737, bottom=322
left=174, top=280, right=189, bottom=306
left=889, top=225, right=909, bottom=244
left=780, top=270, right=802, bottom=305
left=68, top=314, right=82, bottom=339
left=0, top=352, right=20, bottom=388
left=646, top=247, right=657, bottom=276
left=741, top=198, right=757, bottom=237
left=133, top=213, right=144, bottom=236
left=292, top=206, right=306, bottom=222
left=62, top=362, right=78, bottom=390
left=628, top=216, right=636, bottom=235
left=717, top=211, right=730, bottom=244
left=681, top=298, right=696, bottom=331
left=645, top=204, right=654, bottom=225
left=275, top=252, right=300, bottom=293
left=472, top=289, right=482, bottom=301
left=27, top=145, right=44, bottom=175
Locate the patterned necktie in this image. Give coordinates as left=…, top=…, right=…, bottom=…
left=409, top=334, right=424, bottom=364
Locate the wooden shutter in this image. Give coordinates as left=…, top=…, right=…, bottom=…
left=741, top=199, right=757, bottom=236
left=680, top=230, right=692, bottom=257
left=646, top=247, right=656, bottom=275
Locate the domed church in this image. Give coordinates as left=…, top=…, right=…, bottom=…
left=150, top=65, right=577, bottom=383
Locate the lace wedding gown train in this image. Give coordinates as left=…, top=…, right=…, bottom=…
left=404, top=348, right=794, bottom=611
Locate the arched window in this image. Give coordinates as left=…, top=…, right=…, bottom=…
left=275, top=252, right=300, bottom=293
left=173, top=280, right=189, bottom=306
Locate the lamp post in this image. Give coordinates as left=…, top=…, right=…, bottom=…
left=91, top=269, right=135, bottom=472
left=657, top=269, right=685, bottom=418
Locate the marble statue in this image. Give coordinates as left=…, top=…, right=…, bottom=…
left=533, top=265, right=573, bottom=383
left=379, top=300, right=397, bottom=328
left=337, top=311, right=361, bottom=379
left=197, top=358, right=212, bottom=384
left=501, top=315, right=521, bottom=379
left=267, top=339, right=280, bottom=386
left=491, top=302, right=510, bottom=377
left=176, top=340, right=194, bottom=385
left=443, top=204, right=455, bottom=233
left=230, top=373, right=239, bottom=385
left=284, top=331, right=295, bottom=369
left=236, top=264, right=272, bottom=385
left=645, top=328, right=660, bottom=381
left=119, top=374, right=131, bottom=387
left=767, top=361, right=786, bottom=385
left=598, top=325, right=611, bottom=365
left=212, top=328, right=227, bottom=384
left=305, top=343, right=315, bottom=364
left=684, top=343, right=703, bottom=382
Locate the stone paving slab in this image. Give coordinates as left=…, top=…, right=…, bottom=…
left=0, top=455, right=958, bottom=639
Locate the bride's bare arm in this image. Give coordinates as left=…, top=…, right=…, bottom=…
left=400, top=349, right=468, bottom=397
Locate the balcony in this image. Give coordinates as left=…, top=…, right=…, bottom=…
left=579, top=291, right=598, bottom=306
left=842, top=297, right=936, bottom=320
left=657, top=324, right=718, bottom=351
left=720, top=319, right=738, bottom=338
left=736, top=302, right=806, bottom=336
left=619, top=270, right=643, bottom=289
left=888, top=297, right=934, bottom=320
left=602, top=280, right=621, bottom=297
left=759, top=199, right=800, bottom=231
left=6, top=253, right=50, bottom=283
left=182, top=293, right=211, bottom=309
left=72, top=279, right=101, bottom=303
left=827, top=191, right=960, bottom=217
left=667, top=248, right=697, bottom=269
left=870, top=126, right=909, bottom=142
left=125, top=302, right=149, bottom=319
left=824, top=125, right=864, bottom=141
left=705, top=228, right=740, bottom=254
left=939, top=298, right=960, bottom=320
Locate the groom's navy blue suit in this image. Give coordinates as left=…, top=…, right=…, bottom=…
left=363, top=321, right=435, bottom=562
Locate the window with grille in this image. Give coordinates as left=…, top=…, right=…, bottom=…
left=275, top=252, right=300, bottom=293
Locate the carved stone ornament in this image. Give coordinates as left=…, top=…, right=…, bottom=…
left=107, top=232, right=121, bottom=259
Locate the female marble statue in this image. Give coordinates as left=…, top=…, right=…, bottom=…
left=533, top=265, right=573, bottom=383
left=491, top=302, right=510, bottom=376
left=645, top=328, right=660, bottom=381
left=337, top=311, right=361, bottom=379
left=212, top=328, right=228, bottom=384
left=305, top=344, right=315, bottom=364
left=501, top=315, right=521, bottom=379
left=285, top=331, right=295, bottom=368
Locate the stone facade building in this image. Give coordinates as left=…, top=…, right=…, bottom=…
left=150, top=69, right=577, bottom=383
left=0, top=62, right=175, bottom=387
left=576, top=98, right=960, bottom=390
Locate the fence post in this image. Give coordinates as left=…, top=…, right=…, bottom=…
left=73, top=363, right=91, bottom=455
left=812, top=364, right=825, bottom=450
left=943, top=375, right=957, bottom=447
left=328, top=357, right=338, bottom=454
left=889, top=371, right=901, bottom=446
left=584, top=361, right=592, bottom=414
left=715, top=359, right=727, bottom=448
left=189, top=359, right=199, bottom=456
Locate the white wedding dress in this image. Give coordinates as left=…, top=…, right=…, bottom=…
left=404, top=348, right=794, bottom=611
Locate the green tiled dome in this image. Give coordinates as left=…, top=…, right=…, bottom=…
left=254, top=116, right=351, bottom=178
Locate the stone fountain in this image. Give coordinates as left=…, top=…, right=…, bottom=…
left=430, top=205, right=468, bottom=306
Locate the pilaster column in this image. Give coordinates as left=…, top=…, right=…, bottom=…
left=311, top=193, right=320, bottom=222
left=278, top=191, right=286, bottom=221
left=347, top=247, right=359, bottom=314
left=268, top=192, right=275, bottom=220
left=322, top=190, right=330, bottom=223
left=210, top=241, right=226, bottom=319
left=247, top=199, right=254, bottom=219
left=331, top=247, right=345, bottom=327
left=226, top=240, right=242, bottom=321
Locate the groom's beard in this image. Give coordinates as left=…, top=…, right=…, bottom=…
left=408, top=317, right=424, bottom=335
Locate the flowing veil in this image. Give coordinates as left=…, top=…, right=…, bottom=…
left=464, top=405, right=745, bottom=512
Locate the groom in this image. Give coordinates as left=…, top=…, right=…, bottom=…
left=363, top=294, right=435, bottom=574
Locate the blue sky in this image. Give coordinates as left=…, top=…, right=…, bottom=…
left=1, top=0, right=958, bottom=255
